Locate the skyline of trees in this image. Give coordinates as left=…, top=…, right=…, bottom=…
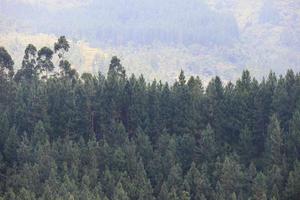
left=0, top=36, right=300, bottom=199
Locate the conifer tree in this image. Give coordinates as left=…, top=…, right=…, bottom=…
left=0, top=112, right=9, bottom=152
left=3, top=127, right=19, bottom=165
left=113, top=181, right=129, bottom=200
left=265, top=115, right=283, bottom=167
left=158, top=182, right=169, bottom=200
left=287, top=110, right=300, bottom=162
left=251, top=172, right=267, bottom=200
left=285, top=160, right=300, bottom=200
left=220, top=156, right=244, bottom=197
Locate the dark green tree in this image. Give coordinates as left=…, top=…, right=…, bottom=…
left=265, top=114, right=283, bottom=167
left=0, top=47, right=14, bottom=79
left=285, top=160, right=300, bottom=200
left=36, top=47, right=54, bottom=79
left=3, top=127, right=19, bottom=165
left=113, top=181, right=129, bottom=200
left=251, top=172, right=267, bottom=200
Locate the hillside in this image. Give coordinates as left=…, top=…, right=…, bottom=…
left=0, top=0, right=300, bottom=82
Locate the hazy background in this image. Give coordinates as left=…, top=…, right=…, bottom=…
left=1, top=0, right=300, bottom=82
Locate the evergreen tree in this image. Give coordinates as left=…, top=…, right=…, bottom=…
left=287, top=110, right=300, bottom=162
left=181, top=191, right=191, bottom=200
left=285, top=160, right=300, bottom=200
left=113, top=181, right=129, bottom=200
left=239, top=126, right=254, bottom=164
left=158, top=182, right=169, bottom=200
left=251, top=172, right=267, bottom=200
left=265, top=115, right=283, bottom=167
left=205, top=76, right=225, bottom=142
left=0, top=112, right=9, bottom=152
left=220, top=156, right=244, bottom=197
left=185, top=162, right=210, bottom=200
left=194, top=124, right=217, bottom=166
left=3, top=127, right=19, bottom=165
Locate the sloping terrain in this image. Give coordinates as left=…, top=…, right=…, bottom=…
left=0, top=0, right=299, bottom=83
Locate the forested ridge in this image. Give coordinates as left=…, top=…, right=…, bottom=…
left=0, top=37, right=300, bottom=200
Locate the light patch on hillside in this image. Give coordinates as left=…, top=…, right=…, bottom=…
left=0, top=32, right=240, bottom=83
left=206, top=0, right=263, bottom=30
left=0, top=32, right=105, bottom=74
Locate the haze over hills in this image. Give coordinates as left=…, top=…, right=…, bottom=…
left=2, top=2, right=300, bottom=199
left=0, top=0, right=300, bottom=82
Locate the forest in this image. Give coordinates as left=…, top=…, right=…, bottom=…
left=0, top=36, right=300, bottom=200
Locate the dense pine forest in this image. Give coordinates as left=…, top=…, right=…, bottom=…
left=0, top=36, right=300, bottom=200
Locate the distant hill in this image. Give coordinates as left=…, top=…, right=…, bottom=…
left=0, top=0, right=299, bottom=82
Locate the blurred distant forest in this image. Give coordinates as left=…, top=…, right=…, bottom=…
left=1, top=0, right=300, bottom=83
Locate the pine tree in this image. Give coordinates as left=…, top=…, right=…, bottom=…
left=205, top=76, right=225, bottom=141
left=17, top=133, right=32, bottom=164
left=102, top=168, right=115, bottom=199
left=239, top=126, right=254, bottom=164
left=3, top=127, right=19, bottom=165
left=0, top=112, right=9, bottom=152
left=215, top=181, right=225, bottom=200
left=167, top=187, right=179, bottom=200
left=185, top=162, right=210, bottom=200
left=177, top=134, right=195, bottom=173
left=135, top=128, right=154, bottom=169
left=265, top=115, right=283, bottom=167
left=194, top=124, right=217, bottom=165
left=181, top=191, right=191, bottom=200
left=230, top=192, right=237, bottom=200
left=113, top=181, right=129, bottom=200
left=4, top=188, right=16, bottom=200
left=251, top=172, right=267, bottom=200
left=158, top=182, right=169, bottom=200
left=287, top=110, right=300, bottom=162
left=135, top=160, right=154, bottom=200
left=16, top=188, right=36, bottom=200
left=267, top=165, right=283, bottom=199
left=32, top=121, right=48, bottom=146
left=285, top=160, right=300, bottom=200
left=220, top=156, right=244, bottom=197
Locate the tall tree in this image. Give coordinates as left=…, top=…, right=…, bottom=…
left=36, top=47, right=54, bottom=79
left=113, top=181, right=129, bottom=200
left=0, top=47, right=14, bottom=79
left=15, top=44, right=38, bottom=82
left=285, top=160, right=300, bottom=200
left=251, top=172, right=267, bottom=200
left=3, top=127, right=19, bottom=165
left=108, top=56, right=126, bottom=79
left=265, top=115, right=283, bottom=167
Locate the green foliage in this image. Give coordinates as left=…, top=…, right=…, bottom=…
left=285, top=161, right=300, bottom=200
left=113, top=181, right=129, bottom=200
left=265, top=114, right=283, bottom=167
left=0, top=47, right=14, bottom=78
left=252, top=172, right=267, bottom=200
left=0, top=38, right=299, bottom=199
